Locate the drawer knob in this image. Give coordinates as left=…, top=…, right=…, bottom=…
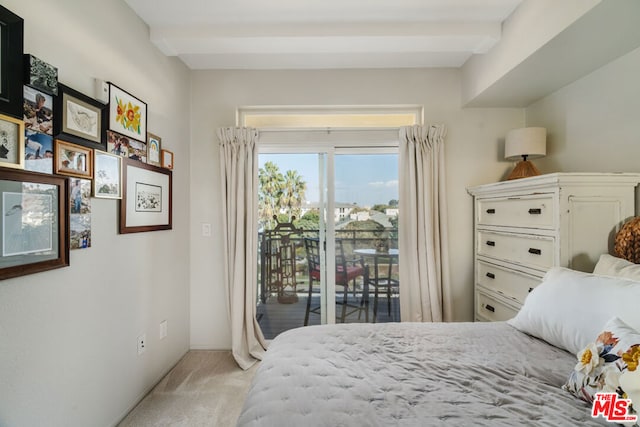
left=484, top=304, right=495, bottom=313
left=486, top=272, right=495, bottom=279
left=528, top=208, right=542, bottom=215
left=486, top=240, right=496, bottom=247
left=528, top=248, right=542, bottom=255
left=528, top=287, right=534, bottom=293
left=486, top=208, right=496, bottom=214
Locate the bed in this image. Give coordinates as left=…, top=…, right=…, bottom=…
left=237, top=257, right=640, bottom=427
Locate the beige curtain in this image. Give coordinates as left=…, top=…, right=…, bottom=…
left=217, top=127, right=266, bottom=370
left=398, top=124, right=452, bottom=322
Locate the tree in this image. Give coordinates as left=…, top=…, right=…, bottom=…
left=258, top=161, right=284, bottom=229
left=388, top=199, right=399, bottom=207
left=281, top=169, right=307, bottom=222
left=295, top=209, right=320, bottom=230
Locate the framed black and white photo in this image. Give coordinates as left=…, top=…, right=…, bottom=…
left=0, top=169, right=69, bottom=280
left=0, top=5, right=24, bottom=119
left=23, top=54, right=58, bottom=95
left=53, top=84, right=106, bottom=150
left=0, top=113, right=25, bottom=169
left=119, top=158, right=172, bottom=234
left=93, top=150, right=122, bottom=199
left=108, top=83, right=147, bottom=143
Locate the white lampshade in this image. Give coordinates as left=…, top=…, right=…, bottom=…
left=505, top=127, right=546, bottom=160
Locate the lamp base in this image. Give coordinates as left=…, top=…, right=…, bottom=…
left=507, top=160, right=541, bottom=180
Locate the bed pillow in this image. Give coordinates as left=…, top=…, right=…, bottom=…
left=563, top=317, right=640, bottom=424
left=594, top=253, right=640, bottom=281
left=508, top=267, right=640, bottom=355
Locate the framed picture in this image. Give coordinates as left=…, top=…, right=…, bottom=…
left=0, top=169, right=69, bottom=280
left=54, top=84, right=106, bottom=150
left=161, top=149, right=174, bottom=169
left=69, top=178, right=91, bottom=250
left=108, top=83, right=147, bottom=143
left=128, top=138, right=147, bottom=163
left=54, top=139, right=93, bottom=179
left=119, top=158, right=172, bottom=234
left=23, top=54, right=58, bottom=95
left=0, top=113, right=25, bottom=169
left=106, top=129, right=130, bottom=157
left=24, top=129, right=53, bottom=174
left=0, top=6, right=24, bottom=119
left=23, top=85, right=53, bottom=136
left=93, top=150, right=122, bottom=199
left=147, top=132, right=161, bottom=166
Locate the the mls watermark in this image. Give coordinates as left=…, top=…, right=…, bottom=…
left=591, top=393, right=638, bottom=423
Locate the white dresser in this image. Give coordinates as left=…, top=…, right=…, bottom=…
left=467, top=173, right=640, bottom=322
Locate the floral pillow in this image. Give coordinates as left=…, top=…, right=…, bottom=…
left=563, top=317, right=640, bottom=425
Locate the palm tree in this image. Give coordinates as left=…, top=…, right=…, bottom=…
left=281, top=169, right=307, bottom=222
left=258, top=161, right=284, bottom=229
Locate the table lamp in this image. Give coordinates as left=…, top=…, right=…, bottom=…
left=504, top=127, right=546, bottom=180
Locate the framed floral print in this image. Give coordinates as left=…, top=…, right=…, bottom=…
left=108, top=83, right=147, bottom=143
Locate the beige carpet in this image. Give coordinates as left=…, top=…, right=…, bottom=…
left=118, top=351, right=257, bottom=427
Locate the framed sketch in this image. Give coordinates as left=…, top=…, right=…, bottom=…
left=0, top=169, right=69, bottom=280
left=0, top=113, right=25, bottom=169
left=93, top=150, right=122, bottom=199
left=54, top=139, right=93, bottom=179
left=108, top=83, right=147, bottom=143
left=119, top=158, right=172, bottom=234
left=161, top=149, right=174, bottom=169
left=53, top=84, right=106, bottom=150
left=147, top=132, right=161, bottom=166
left=24, top=129, right=53, bottom=174
left=23, top=54, right=58, bottom=95
left=23, top=85, right=53, bottom=135
left=0, top=5, right=24, bottom=119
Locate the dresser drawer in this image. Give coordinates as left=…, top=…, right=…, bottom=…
left=476, top=261, right=541, bottom=304
left=477, top=231, right=555, bottom=271
left=475, top=290, right=519, bottom=322
left=477, top=194, right=555, bottom=229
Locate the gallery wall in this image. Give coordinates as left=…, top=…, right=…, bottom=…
left=189, top=68, right=524, bottom=350
left=0, top=1, right=191, bottom=426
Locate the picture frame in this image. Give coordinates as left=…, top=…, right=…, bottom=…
left=108, top=83, right=147, bottom=143
left=24, top=129, right=53, bottom=174
left=54, top=84, right=106, bottom=150
left=120, top=158, right=172, bottom=234
left=106, top=129, right=130, bottom=157
left=69, top=178, right=91, bottom=250
left=93, top=150, right=122, bottom=199
left=146, top=132, right=161, bottom=166
left=0, top=113, right=25, bottom=169
left=54, top=139, right=93, bottom=179
left=24, top=85, right=53, bottom=136
left=0, top=168, right=69, bottom=280
left=23, top=54, right=58, bottom=96
left=161, top=149, right=174, bottom=169
left=0, top=5, right=24, bottom=119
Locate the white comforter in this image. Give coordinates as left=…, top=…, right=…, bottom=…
left=237, top=322, right=607, bottom=426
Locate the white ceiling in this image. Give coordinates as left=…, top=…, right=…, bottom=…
left=123, top=0, right=523, bottom=70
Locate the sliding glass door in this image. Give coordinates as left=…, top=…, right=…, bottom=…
left=256, top=149, right=400, bottom=339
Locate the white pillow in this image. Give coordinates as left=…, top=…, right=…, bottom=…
left=508, top=267, right=640, bottom=355
left=593, top=253, right=640, bottom=281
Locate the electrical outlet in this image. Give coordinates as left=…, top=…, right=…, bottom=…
left=159, top=320, right=167, bottom=340
left=137, top=334, right=146, bottom=355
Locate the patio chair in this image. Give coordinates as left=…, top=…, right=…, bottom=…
left=303, top=237, right=365, bottom=325
left=363, top=253, right=399, bottom=322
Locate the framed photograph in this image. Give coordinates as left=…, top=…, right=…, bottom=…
left=23, top=85, right=53, bottom=135
left=0, top=6, right=24, bottom=119
left=24, top=129, right=53, bottom=174
left=128, top=138, right=147, bottom=163
left=69, top=178, right=91, bottom=250
left=23, top=54, right=58, bottom=95
left=54, top=139, right=93, bottom=179
left=161, top=149, right=174, bottom=169
left=0, top=168, right=69, bottom=280
left=147, top=132, right=161, bottom=166
left=0, top=113, right=25, bottom=169
left=108, top=83, right=147, bottom=143
left=93, top=150, right=122, bottom=199
left=54, top=84, right=106, bottom=150
left=106, top=129, right=130, bottom=157
left=119, top=158, right=172, bottom=234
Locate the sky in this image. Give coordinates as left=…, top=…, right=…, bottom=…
left=259, top=153, right=399, bottom=207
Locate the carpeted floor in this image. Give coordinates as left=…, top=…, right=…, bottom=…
left=118, top=351, right=257, bottom=427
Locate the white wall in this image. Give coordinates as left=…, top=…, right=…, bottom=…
left=526, top=46, right=640, bottom=177
left=189, top=68, right=523, bottom=349
left=0, top=1, right=191, bottom=426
